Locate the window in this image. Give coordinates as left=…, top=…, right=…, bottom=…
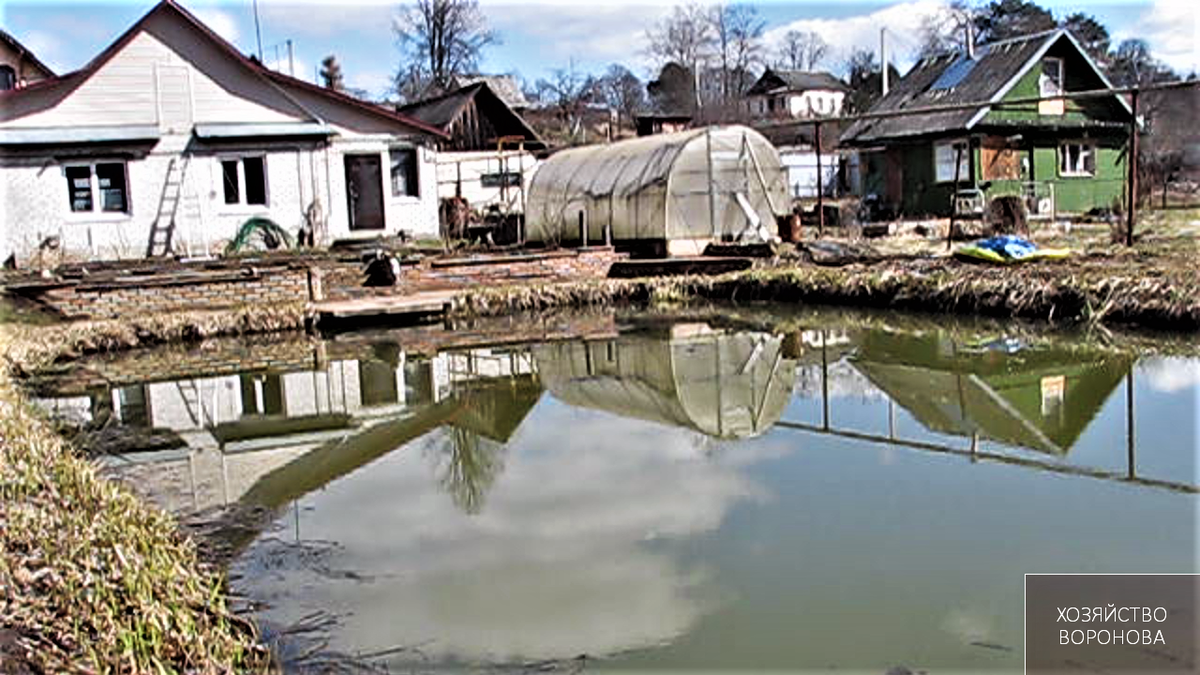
left=390, top=148, right=419, bottom=197
left=65, top=162, right=129, bottom=214
left=1059, top=142, right=1096, bottom=176
left=481, top=171, right=522, bottom=188
left=1040, top=57, right=1064, bottom=97
left=220, top=156, right=267, bottom=206
left=934, top=139, right=971, bottom=183
left=0, top=65, right=14, bottom=91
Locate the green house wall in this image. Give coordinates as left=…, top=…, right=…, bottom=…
left=889, top=138, right=1126, bottom=217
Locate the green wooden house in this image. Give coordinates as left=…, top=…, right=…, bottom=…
left=840, top=29, right=1133, bottom=218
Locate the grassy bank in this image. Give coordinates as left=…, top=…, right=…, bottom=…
left=453, top=256, right=1200, bottom=331
left=5, top=303, right=308, bottom=375
left=0, top=307, right=306, bottom=672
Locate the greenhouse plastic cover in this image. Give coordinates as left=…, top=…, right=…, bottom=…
left=525, top=125, right=788, bottom=247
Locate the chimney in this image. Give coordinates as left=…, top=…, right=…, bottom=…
left=966, top=21, right=975, bottom=59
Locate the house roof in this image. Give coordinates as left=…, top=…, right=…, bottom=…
left=747, top=69, right=848, bottom=96
left=451, top=73, right=530, bottom=109
left=840, top=29, right=1130, bottom=145
left=0, top=0, right=445, bottom=138
left=397, top=81, right=543, bottom=148
left=0, top=28, right=56, bottom=78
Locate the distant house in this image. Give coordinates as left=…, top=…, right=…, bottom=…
left=0, top=0, right=445, bottom=264
left=449, top=74, right=530, bottom=112
left=0, top=28, right=55, bottom=90
left=635, top=113, right=692, bottom=136
left=839, top=29, right=1133, bottom=218
left=746, top=69, right=848, bottom=119
left=396, top=81, right=544, bottom=209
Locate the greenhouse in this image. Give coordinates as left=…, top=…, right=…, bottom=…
left=525, top=125, right=789, bottom=256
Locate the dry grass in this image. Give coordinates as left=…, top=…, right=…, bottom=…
left=454, top=210, right=1200, bottom=332
left=0, top=305, right=309, bottom=672
left=4, top=303, right=309, bottom=376
left=0, top=328, right=271, bottom=672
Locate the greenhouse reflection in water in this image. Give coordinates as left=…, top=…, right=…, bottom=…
left=31, top=311, right=1198, bottom=672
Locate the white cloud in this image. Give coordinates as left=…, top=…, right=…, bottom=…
left=192, top=7, right=240, bottom=44
left=762, top=0, right=949, bottom=76
left=1141, top=356, right=1200, bottom=394
left=1112, top=0, right=1199, bottom=74
left=486, top=3, right=673, bottom=73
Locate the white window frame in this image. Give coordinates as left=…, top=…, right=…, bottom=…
left=389, top=146, right=421, bottom=200
left=1058, top=141, right=1096, bottom=177
left=1039, top=57, right=1064, bottom=98
left=64, top=161, right=132, bottom=218
left=934, top=139, right=971, bottom=183
left=217, top=155, right=269, bottom=209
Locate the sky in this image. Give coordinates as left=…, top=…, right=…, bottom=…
left=1, top=0, right=1195, bottom=100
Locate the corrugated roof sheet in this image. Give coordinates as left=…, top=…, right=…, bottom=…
left=840, top=30, right=1062, bottom=144
left=747, top=69, right=848, bottom=96
left=0, top=124, right=160, bottom=145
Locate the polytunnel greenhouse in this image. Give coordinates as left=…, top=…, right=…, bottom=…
left=525, top=125, right=789, bottom=256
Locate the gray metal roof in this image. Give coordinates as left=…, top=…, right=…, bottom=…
left=840, top=29, right=1129, bottom=145
left=193, top=122, right=334, bottom=139
left=0, top=124, right=160, bottom=145
left=747, top=69, right=848, bottom=96
left=451, top=74, right=530, bottom=109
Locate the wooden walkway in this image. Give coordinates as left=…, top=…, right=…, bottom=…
left=313, top=290, right=458, bottom=323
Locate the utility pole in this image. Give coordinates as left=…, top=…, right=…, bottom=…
left=1126, top=88, right=1139, bottom=246
left=253, top=0, right=264, bottom=61
left=881, top=28, right=889, bottom=97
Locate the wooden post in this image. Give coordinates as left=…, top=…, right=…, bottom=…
left=706, top=126, right=717, bottom=238
left=947, top=142, right=964, bottom=250
left=815, top=121, right=825, bottom=238
left=579, top=210, right=587, bottom=248
left=1126, top=88, right=1139, bottom=247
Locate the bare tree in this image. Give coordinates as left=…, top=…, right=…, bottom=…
left=536, top=62, right=598, bottom=144
left=320, top=54, right=345, bottom=91
left=776, top=29, right=828, bottom=71
left=645, top=3, right=714, bottom=76
left=598, top=64, right=646, bottom=131
left=917, top=0, right=975, bottom=58
left=709, top=3, right=765, bottom=102
left=393, top=0, right=498, bottom=96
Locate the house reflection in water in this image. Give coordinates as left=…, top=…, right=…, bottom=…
left=849, top=329, right=1132, bottom=455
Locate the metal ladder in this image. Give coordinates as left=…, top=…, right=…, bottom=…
left=146, top=155, right=191, bottom=257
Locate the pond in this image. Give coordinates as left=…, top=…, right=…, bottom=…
left=32, top=307, right=1198, bottom=673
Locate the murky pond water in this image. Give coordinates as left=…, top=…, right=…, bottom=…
left=33, top=308, right=1198, bottom=673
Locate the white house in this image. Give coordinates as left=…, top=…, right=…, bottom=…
left=745, top=69, right=848, bottom=120
left=0, top=0, right=446, bottom=264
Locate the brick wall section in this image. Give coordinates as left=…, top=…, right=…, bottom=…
left=322, top=248, right=623, bottom=301
left=32, top=265, right=312, bottom=319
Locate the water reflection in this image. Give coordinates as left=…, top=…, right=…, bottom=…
left=28, top=311, right=1198, bottom=670
left=852, top=329, right=1131, bottom=455
left=534, top=323, right=796, bottom=440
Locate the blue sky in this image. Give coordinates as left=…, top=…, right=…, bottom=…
left=2, top=0, right=1194, bottom=100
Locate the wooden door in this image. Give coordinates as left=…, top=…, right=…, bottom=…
left=344, top=154, right=385, bottom=231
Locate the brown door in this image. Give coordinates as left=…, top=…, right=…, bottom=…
left=344, top=154, right=385, bottom=230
